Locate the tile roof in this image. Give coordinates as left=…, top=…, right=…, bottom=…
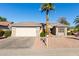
left=50, top=23, right=68, bottom=27
left=12, top=22, right=41, bottom=27
left=0, top=21, right=11, bottom=26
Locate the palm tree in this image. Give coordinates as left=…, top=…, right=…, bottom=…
left=74, top=16, right=79, bottom=31
left=58, top=17, right=70, bottom=25
left=41, top=3, right=54, bottom=35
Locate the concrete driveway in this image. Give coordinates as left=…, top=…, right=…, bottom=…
left=0, top=37, right=35, bottom=49
left=47, top=35, right=79, bottom=48
left=0, top=36, right=79, bottom=49
left=0, top=36, right=79, bottom=55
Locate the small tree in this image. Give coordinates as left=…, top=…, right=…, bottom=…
left=58, top=17, right=70, bottom=25
left=74, top=16, right=79, bottom=32
left=0, top=16, right=7, bottom=21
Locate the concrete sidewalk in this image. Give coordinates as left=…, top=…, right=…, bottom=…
left=0, top=48, right=79, bottom=56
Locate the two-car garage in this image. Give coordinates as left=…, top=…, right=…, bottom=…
left=15, top=27, right=37, bottom=37
left=12, top=22, right=41, bottom=37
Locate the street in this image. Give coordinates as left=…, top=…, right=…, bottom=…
left=0, top=48, right=79, bottom=56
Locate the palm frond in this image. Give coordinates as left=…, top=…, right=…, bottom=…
left=74, top=16, right=79, bottom=24
left=41, top=3, right=54, bottom=12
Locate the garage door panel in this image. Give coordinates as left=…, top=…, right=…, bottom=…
left=15, top=27, right=37, bottom=37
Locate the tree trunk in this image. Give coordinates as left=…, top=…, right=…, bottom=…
left=46, top=14, right=49, bottom=35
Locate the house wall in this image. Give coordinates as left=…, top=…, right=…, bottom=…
left=64, top=27, right=67, bottom=36
left=56, top=27, right=67, bottom=36
left=36, top=27, right=40, bottom=37
left=11, top=27, right=16, bottom=37
left=56, top=27, right=58, bottom=36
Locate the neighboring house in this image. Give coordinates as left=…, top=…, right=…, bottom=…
left=11, top=22, right=41, bottom=37
left=41, top=23, right=68, bottom=36
left=0, top=21, right=12, bottom=31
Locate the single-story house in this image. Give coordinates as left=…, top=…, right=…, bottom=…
left=12, top=22, right=68, bottom=37
left=40, top=23, right=68, bottom=36
left=0, top=21, right=12, bottom=31
left=11, top=22, right=41, bottom=37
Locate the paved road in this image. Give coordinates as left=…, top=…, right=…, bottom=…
left=0, top=48, right=79, bottom=56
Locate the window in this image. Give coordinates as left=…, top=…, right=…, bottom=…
left=58, top=27, right=64, bottom=32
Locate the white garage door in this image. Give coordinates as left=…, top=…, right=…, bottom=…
left=15, top=27, right=37, bottom=37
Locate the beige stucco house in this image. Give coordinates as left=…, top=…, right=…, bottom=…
left=50, top=23, right=68, bottom=36
left=11, top=22, right=41, bottom=37
left=12, top=22, right=68, bottom=37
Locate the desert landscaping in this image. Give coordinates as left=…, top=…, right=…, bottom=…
left=0, top=3, right=79, bottom=56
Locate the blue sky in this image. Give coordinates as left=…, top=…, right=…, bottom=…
left=0, top=3, right=79, bottom=26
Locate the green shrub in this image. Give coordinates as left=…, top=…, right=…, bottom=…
left=67, top=31, right=74, bottom=35
left=40, top=31, right=46, bottom=37
left=0, top=30, right=4, bottom=37
left=4, top=30, right=11, bottom=38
